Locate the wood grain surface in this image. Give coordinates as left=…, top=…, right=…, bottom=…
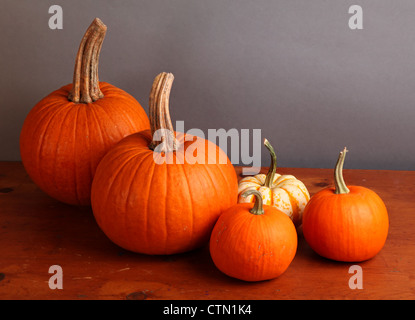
left=0, top=162, right=414, bottom=300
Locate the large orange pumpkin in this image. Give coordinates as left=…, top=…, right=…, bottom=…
left=91, top=72, right=238, bottom=255
left=210, top=189, right=298, bottom=282
left=302, top=148, right=389, bottom=262
left=20, top=18, right=150, bottom=205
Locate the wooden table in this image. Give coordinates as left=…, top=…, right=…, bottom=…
left=0, top=162, right=414, bottom=300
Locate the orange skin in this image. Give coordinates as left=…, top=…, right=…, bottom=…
left=210, top=203, right=297, bottom=282
left=20, top=83, right=150, bottom=206
left=91, top=131, right=239, bottom=255
left=302, top=186, right=389, bottom=262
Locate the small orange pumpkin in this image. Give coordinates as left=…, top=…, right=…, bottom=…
left=210, top=189, right=298, bottom=282
left=302, top=148, right=389, bottom=262
left=91, top=72, right=238, bottom=255
left=20, top=18, right=150, bottom=205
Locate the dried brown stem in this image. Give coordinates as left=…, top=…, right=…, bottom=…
left=149, top=72, right=179, bottom=152
left=68, top=18, right=107, bottom=104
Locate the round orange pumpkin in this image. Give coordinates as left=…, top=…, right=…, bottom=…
left=210, top=189, right=298, bottom=282
left=302, top=148, right=389, bottom=262
left=20, top=18, right=150, bottom=205
left=91, top=72, right=238, bottom=255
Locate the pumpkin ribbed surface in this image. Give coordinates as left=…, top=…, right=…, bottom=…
left=20, top=82, right=149, bottom=205
left=302, top=186, right=389, bottom=262
left=91, top=131, right=238, bottom=254
left=210, top=190, right=297, bottom=281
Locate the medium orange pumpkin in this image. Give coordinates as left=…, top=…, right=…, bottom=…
left=20, top=18, right=150, bottom=205
left=302, top=148, right=389, bottom=262
left=210, top=189, right=298, bottom=282
left=91, top=72, right=238, bottom=255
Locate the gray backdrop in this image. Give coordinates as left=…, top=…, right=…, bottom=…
left=1, top=0, right=414, bottom=170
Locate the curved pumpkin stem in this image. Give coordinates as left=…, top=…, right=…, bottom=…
left=264, top=139, right=277, bottom=188
left=334, top=147, right=350, bottom=194
left=242, top=189, right=264, bottom=215
left=68, top=18, right=107, bottom=104
left=149, top=72, right=180, bottom=153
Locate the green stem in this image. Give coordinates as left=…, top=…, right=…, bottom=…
left=264, top=139, right=277, bottom=188
left=334, top=147, right=350, bottom=194
left=242, top=189, right=264, bottom=215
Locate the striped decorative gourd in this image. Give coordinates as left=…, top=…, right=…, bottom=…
left=238, top=139, right=310, bottom=227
